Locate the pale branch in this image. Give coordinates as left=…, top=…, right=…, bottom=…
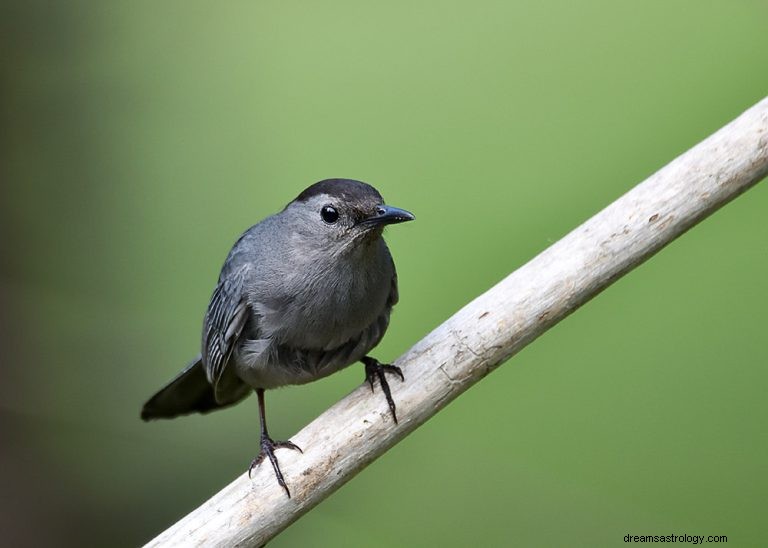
left=146, top=96, right=768, bottom=547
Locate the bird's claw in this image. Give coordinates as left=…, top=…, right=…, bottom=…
left=248, top=434, right=303, bottom=498
left=363, top=357, right=405, bottom=424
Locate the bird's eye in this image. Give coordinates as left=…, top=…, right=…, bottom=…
left=320, top=205, right=339, bottom=224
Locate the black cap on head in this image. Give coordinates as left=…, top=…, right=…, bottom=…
left=294, top=179, right=383, bottom=205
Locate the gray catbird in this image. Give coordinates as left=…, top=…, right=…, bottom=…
left=141, top=178, right=414, bottom=496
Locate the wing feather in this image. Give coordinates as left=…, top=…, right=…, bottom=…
left=201, top=264, right=251, bottom=394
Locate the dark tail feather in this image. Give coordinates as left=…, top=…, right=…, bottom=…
left=141, top=355, right=235, bottom=420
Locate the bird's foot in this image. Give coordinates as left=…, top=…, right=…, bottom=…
left=248, top=434, right=303, bottom=498
left=362, top=356, right=405, bottom=424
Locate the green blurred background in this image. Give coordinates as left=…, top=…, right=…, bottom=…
left=2, top=1, right=767, bottom=546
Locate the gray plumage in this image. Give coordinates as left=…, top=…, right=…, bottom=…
left=141, top=179, right=413, bottom=496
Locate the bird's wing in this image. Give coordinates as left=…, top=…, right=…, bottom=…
left=387, top=260, right=399, bottom=308
left=202, top=264, right=252, bottom=396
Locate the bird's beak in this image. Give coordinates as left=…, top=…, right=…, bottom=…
left=363, top=205, right=416, bottom=227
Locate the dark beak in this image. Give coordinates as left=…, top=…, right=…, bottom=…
left=363, top=205, right=416, bottom=226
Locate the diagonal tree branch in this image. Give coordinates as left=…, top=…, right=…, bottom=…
left=145, top=96, right=768, bottom=547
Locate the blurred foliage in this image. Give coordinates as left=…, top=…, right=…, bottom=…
left=1, top=1, right=767, bottom=546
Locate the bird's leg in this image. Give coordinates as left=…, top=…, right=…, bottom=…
left=362, top=356, right=405, bottom=424
left=248, top=388, right=302, bottom=498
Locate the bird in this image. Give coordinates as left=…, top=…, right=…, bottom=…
left=141, top=178, right=414, bottom=497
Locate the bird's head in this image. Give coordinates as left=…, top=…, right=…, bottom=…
left=283, top=179, right=415, bottom=255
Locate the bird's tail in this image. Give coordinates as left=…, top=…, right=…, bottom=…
left=140, top=355, right=246, bottom=420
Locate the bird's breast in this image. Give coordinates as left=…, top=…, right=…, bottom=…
left=252, top=243, right=394, bottom=351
